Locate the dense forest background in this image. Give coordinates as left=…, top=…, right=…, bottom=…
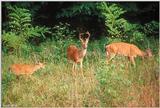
left=2, top=2, right=159, bottom=41
left=2, top=2, right=159, bottom=107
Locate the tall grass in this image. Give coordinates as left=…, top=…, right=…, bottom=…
left=2, top=38, right=159, bottom=107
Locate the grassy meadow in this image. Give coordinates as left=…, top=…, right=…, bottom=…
left=2, top=38, right=159, bottom=107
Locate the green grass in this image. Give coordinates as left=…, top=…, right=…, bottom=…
left=2, top=38, right=159, bottom=107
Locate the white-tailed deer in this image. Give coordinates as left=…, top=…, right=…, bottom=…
left=67, top=31, right=90, bottom=76
left=10, top=62, right=45, bottom=76
left=105, top=42, right=152, bottom=65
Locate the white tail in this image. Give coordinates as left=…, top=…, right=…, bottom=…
left=105, top=42, right=152, bottom=65
left=10, top=62, right=45, bottom=76
left=67, top=31, right=90, bottom=76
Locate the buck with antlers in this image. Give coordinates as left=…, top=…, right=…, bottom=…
left=67, top=31, right=90, bottom=76
left=105, top=42, right=152, bottom=65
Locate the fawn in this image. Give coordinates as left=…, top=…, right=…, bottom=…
left=10, top=62, right=45, bottom=76
left=67, top=31, right=90, bottom=76
left=105, top=42, right=152, bottom=65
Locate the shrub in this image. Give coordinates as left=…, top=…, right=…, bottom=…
left=96, top=2, right=149, bottom=45
left=97, top=2, right=127, bottom=38
left=7, top=6, right=32, bottom=33
left=2, top=31, right=25, bottom=51
left=95, top=60, right=131, bottom=106
left=56, top=3, right=97, bottom=18
left=51, top=22, right=76, bottom=41
left=2, top=5, right=50, bottom=53
left=130, top=31, right=145, bottom=43
left=143, top=21, right=159, bottom=37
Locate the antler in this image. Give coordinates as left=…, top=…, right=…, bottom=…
left=86, top=31, right=90, bottom=38
left=79, top=33, right=83, bottom=42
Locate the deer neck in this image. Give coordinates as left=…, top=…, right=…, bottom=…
left=82, top=47, right=87, bottom=57
left=33, top=65, right=41, bottom=72
left=144, top=51, right=150, bottom=57
left=141, top=51, right=146, bottom=57
left=79, top=47, right=87, bottom=59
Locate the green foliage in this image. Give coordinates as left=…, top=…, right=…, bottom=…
left=2, top=5, right=51, bottom=52
left=106, top=37, right=123, bottom=44
left=95, top=60, right=131, bottom=106
left=130, top=31, right=145, bottom=43
left=96, top=2, right=153, bottom=45
left=51, top=22, right=76, bottom=41
left=8, top=6, right=32, bottom=33
left=26, top=26, right=51, bottom=39
left=56, top=2, right=158, bottom=44
left=143, top=21, right=159, bottom=37
left=122, top=22, right=145, bottom=42
left=123, top=21, right=159, bottom=44
left=2, top=31, right=25, bottom=51
left=123, top=22, right=142, bottom=34
left=56, top=3, right=97, bottom=18
left=97, top=2, right=127, bottom=37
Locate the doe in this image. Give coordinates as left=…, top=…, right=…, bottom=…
left=105, top=42, right=152, bottom=65
left=10, top=62, right=45, bottom=76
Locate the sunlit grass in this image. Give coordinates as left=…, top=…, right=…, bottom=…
left=2, top=39, right=159, bottom=107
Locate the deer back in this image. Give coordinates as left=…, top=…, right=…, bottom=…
left=106, top=42, right=144, bottom=57
left=10, top=63, right=45, bottom=75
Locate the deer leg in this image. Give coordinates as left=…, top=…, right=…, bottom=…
left=107, top=54, right=116, bottom=64
left=106, top=57, right=110, bottom=64
left=128, top=56, right=135, bottom=66
left=110, top=54, right=116, bottom=61
left=80, top=61, right=84, bottom=77
left=106, top=52, right=110, bottom=64
left=73, top=63, right=78, bottom=76
left=26, top=74, right=34, bottom=80
left=75, top=63, right=77, bottom=71
left=72, top=63, right=75, bottom=76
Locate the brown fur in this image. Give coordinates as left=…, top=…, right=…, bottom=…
left=105, top=42, right=152, bottom=65
left=67, top=45, right=80, bottom=63
left=10, top=63, right=45, bottom=75
left=67, top=31, right=90, bottom=75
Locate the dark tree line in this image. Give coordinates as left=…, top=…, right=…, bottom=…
left=2, top=1, right=159, bottom=53
left=2, top=2, right=159, bottom=36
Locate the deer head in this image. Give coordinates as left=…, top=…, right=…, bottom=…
left=145, top=48, right=152, bottom=57
left=36, top=62, right=45, bottom=69
left=79, top=31, right=90, bottom=49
